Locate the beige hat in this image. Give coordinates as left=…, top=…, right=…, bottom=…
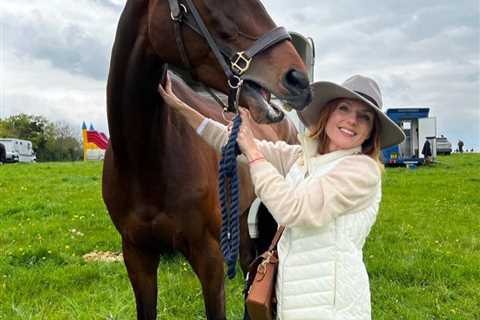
left=297, top=75, right=405, bottom=149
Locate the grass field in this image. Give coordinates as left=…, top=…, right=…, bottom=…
left=0, top=154, right=479, bottom=319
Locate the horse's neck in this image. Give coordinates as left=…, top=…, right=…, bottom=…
left=107, top=3, right=169, bottom=161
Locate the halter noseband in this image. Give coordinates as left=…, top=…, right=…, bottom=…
left=167, top=0, right=291, bottom=112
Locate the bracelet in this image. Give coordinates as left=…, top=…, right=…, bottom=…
left=248, top=156, right=265, bottom=165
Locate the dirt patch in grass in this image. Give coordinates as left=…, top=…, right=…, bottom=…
left=82, top=250, right=123, bottom=263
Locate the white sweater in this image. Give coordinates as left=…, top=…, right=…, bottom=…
left=200, top=120, right=382, bottom=320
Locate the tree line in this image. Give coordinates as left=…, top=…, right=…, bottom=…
left=0, top=114, right=83, bottom=162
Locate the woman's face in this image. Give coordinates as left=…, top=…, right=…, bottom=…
left=325, top=99, right=375, bottom=152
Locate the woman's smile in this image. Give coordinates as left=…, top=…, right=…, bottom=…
left=338, top=126, right=357, bottom=137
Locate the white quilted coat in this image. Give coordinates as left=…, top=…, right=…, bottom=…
left=274, top=154, right=381, bottom=320
left=197, top=120, right=381, bottom=319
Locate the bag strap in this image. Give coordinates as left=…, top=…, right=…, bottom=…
left=267, top=226, right=285, bottom=252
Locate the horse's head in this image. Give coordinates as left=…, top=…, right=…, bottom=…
left=148, top=0, right=312, bottom=123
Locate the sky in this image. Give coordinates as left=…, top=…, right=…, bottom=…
left=0, top=0, right=479, bottom=150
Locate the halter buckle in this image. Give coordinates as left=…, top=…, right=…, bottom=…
left=231, top=51, right=252, bottom=75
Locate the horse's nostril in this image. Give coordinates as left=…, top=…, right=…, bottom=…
left=285, top=69, right=309, bottom=90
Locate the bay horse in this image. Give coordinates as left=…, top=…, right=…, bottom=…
left=103, top=0, right=311, bottom=319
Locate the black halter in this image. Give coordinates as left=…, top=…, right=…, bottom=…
left=167, top=0, right=292, bottom=112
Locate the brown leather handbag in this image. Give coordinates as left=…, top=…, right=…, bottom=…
left=246, top=226, right=285, bottom=320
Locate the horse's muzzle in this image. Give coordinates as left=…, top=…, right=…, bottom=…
left=281, top=69, right=312, bottom=111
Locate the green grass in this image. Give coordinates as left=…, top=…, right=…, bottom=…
left=0, top=155, right=479, bottom=319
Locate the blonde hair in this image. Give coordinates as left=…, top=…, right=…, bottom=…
left=309, top=99, right=384, bottom=169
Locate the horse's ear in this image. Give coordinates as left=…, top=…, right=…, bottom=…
left=159, top=63, right=169, bottom=87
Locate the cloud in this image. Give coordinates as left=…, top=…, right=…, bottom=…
left=1, top=0, right=479, bottom=149
left=1, top=0, right=120, bottom=80
left=2, top=49, right=108, bottom=134
left=263, top=0, right=479, bottom=148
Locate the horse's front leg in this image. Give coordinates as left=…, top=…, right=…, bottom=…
left=188, top=232, right=227, bottom=320
left=122, top=239, right=160, bottom=320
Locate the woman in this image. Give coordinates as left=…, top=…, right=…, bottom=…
left=159, top=74, right=405, bottom=320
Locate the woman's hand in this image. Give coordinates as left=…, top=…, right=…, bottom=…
left=158, top=73, right=188, bottom=111
left=236, top=108, right=264, bottom=161
left=158, top=73, right=206, bottom=129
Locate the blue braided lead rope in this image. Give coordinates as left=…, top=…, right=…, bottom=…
left=219, top=113, right=242, bottom=279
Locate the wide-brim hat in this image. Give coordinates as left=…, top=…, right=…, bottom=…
left=297, top=75, right=405, bottom=149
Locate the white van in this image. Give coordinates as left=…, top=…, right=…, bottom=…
left=0, top=138, right=36, bottom=163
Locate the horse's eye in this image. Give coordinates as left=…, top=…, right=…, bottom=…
left=218, top=29, right=238, bottom=41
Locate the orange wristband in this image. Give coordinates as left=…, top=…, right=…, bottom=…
left=248, top=156, right=265, bottom=165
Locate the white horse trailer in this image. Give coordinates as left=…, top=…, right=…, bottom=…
left=0, top=138, right=36, bottom=163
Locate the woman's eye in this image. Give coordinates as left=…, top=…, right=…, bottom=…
left=359, top=114, right=371, bottom=122
left=338, top=104, right=349, bottom=112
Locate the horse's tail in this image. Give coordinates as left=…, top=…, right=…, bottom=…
left=255, top=202, right=279, bottom=254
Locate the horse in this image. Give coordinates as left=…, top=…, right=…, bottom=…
left=103, top=0, right=311, bottom=319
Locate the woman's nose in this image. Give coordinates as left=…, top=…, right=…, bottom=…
left=345, top=112, right=358, bottom=125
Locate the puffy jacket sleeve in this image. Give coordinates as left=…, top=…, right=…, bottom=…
left=249, top=155, right=381, bottom=227
left=200, top=119, right=302, bottom=176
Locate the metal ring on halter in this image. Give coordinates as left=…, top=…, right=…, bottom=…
left=170, top=4, right=187, bottom=21
left=228, top=75, right=243, bottom=89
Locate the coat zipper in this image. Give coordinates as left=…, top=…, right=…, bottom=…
left=279, top=227, right=291, bottom=319
left=333, top=219, right=337, bottom=307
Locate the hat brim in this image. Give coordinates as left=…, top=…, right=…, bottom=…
left=297, top=81, right=406, bottom=149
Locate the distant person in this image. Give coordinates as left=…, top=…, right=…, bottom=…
left=458, top=140, right=464, bottom=153
left=421, top=139, right=432, bottom=164
left=0, top=143, right=5, bottom=164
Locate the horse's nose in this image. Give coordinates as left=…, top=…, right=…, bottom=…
left=283, top=69, right=310, bottom=94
